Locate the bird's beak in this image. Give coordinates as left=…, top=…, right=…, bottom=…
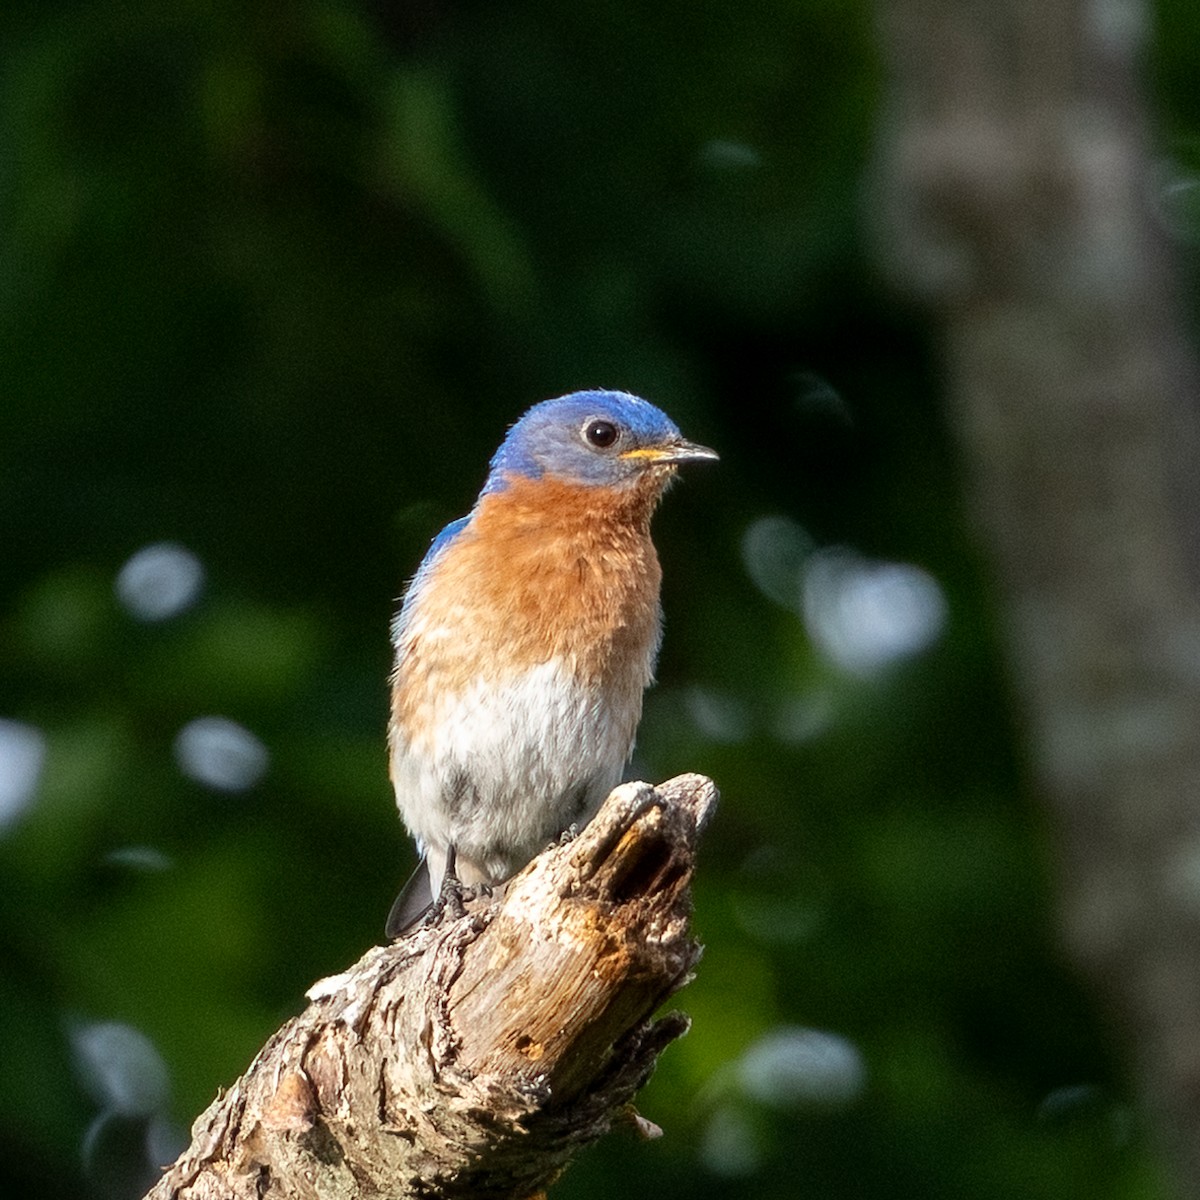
left=622, top=439, right=719, bottom=465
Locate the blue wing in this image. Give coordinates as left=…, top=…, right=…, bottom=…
left=425, top=514, right=470, bottom=563
left=391, top=514, right=471, bottom=641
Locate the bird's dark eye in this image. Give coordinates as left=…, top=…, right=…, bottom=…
left=583, top=419, right=619, bottom=449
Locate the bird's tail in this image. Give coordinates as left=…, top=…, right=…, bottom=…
left=385, top=858, right=434, bottom=938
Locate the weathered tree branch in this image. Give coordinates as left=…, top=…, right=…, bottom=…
left=144, top=774, right=717, bottom=1200
left=873, top=0, right=1200, bottom=1192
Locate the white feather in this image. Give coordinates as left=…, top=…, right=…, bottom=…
left=391, top=658, right=638, bottom=890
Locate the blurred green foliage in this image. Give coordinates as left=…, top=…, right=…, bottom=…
left=3, top=0, right=1196, bottom=1196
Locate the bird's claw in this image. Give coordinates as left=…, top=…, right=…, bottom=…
left=442, top=878, right=468, bottom=920
left=422, top=856, right=491, bottom=926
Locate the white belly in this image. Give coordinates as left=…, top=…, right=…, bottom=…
left=390, top=658, right=638, bottom=883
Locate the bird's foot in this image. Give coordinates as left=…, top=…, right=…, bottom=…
left=422, top=847, right=490, bottom=925
left=438, top=877, right=468, bottom=921
left=435, top=852, right=468, bottom=920
left=554, top=823, right=581, bottom=848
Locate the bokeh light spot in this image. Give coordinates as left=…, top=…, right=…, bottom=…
left=771, top=692, right=835, bottom=745
left=802, top=548, right=947, bottom=674
left=736, top=1025, right=867, bottom=1108
left=174, top=716, right=269, bottom=792
left=115, top=542, right=205, bottom=621
left=0, top=718, right=47, bottom=833
left=685, top=686, right=753, bottom=743
left=791, top=370, right=853, bottom=425
left=1036, top=1083, right=1135, bottom=1147
left=700, top=1104, right=762, bottom=1176
left=70, top=1020, right=171, bottom=1119
left=740, top=515, right=813, bottom=609
left=698, top=139, right=762, bottom=173
left=103, top=845, right=175, bottom=872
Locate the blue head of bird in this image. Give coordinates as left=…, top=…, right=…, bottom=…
left=484, top=390, right=718, bottom=493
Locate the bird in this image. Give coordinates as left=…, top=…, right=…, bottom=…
left=385, top=389, right=717, bottom=937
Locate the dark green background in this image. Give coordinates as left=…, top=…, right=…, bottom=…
left=3, top=1, right=1197, bottom=1196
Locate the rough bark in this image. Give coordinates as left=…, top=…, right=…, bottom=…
left=872, top=0, right=1200, bottom=1192
left=143, top=774, right=717, bottom=1200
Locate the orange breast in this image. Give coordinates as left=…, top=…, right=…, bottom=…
left=392, top=472, right=668, bottom=728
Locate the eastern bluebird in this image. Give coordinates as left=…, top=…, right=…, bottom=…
left=385, top=389, right=717, bottom=936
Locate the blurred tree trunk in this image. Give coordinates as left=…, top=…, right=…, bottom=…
left=873, top=0, right=1200, bottom=1192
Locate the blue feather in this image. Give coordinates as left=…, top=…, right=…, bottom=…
left=484, top=390, right=683, bottom=491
